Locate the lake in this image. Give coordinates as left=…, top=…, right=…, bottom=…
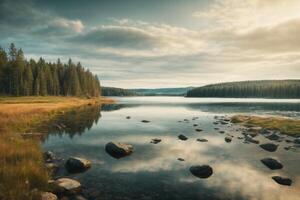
left=42, top=97, right=300, bottom=200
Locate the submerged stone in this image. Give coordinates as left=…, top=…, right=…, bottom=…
left=225, top=136, right=232, bottom=143
left=294, top=137, right=300, bottom=144
left=105, top=142, right=133, bottom=159
left=150, top=138, right=162, bottom=144
left=190, top=165, right=213, bottom=179
left=65, top=157, right=91, bottom=173
left=197, top=138, right=208, bottom=142
left=272, top=176, right=292, bottom=186
left=178, top=134, right=188, bottom=141
left=261, top=158, right=283, bottom=170
left=260, top=143, right=278, bottom=152
left=40, top=192, right=57, bottom=200
left=245, top=135, right=260, bottom=144
left=266, top=133, right=280, bottom=141
left=51, top=178, right=81, bottom=194
left=44, top=151, right=56, bottom=162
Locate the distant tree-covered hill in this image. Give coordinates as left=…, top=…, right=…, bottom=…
left=101, top=87, right=136, bottom=96
left=131, top=87, right=193, bottom=96
left=186, top=80, right=300, bottom=98
left=0, top=43, right=100, bottom=97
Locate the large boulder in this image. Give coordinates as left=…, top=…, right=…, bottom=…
left=51, top=178, right=81, bottom=194
left=105, top=142, right=133, bottom=159
left=190, top=165, right=213, bottom=179
left=261, top=158, right=283, bottom=170
left=272, top=176, right=292, bottom=186
left=65, top=157, right=91, bottom=173
left=260, top=143, right=278, bottom=152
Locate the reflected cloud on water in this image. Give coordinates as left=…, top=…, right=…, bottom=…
left=42, top=97, right=300, bottom=200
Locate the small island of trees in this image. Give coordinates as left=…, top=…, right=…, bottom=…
left=0, top=43, right=101, bottom=97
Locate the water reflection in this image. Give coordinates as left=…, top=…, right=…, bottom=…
left=42, top=97, right=300, bottom=200
left=42, top=105, right=102, bottom=138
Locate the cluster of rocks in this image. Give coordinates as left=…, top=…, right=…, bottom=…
left=228, top=119, right=297, bottom=186
left=40, top=151, right=92, bottom=200
left=41, top=114, right=298, bottom=199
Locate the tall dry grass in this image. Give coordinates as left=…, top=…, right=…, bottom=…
left=0, top=96, right=113, bottom=200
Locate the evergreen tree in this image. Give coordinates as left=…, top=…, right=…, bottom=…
left=0, top=43, right=102, bottom=97
left=0, top=47, right=8, bottom=94
left=23, top=64, right=33, bottom=96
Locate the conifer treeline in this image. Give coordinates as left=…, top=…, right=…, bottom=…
left=0, top=43, right=101, bottom=97
left=186, top=80, right=300, bottom=98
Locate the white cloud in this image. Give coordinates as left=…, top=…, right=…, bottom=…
left=52, top=18, right=84, bottom=33
left=194, top=0, right=300, bottom=31
left=70, top=20, right=210, bottom=57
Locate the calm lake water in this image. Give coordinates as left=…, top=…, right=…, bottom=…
left=42, top=97, right=300, bottom=200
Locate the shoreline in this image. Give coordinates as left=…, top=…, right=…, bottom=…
left=0, top=96, right=114, bottom=200
left=231, top=115, right=300, bottom=137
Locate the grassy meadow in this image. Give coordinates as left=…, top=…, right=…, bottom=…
left=231, top=115, right=300, bottom=136
left=0, top=96, right=113, bottom=200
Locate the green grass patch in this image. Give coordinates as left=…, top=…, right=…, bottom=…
left=231, top=115, right=300, bottom=136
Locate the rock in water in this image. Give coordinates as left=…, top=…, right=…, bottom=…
left=197, top=138, right=208, bottom=142
left=190, top=165, right=213, bottom=179
left=52, top=178, right=81, bottom=194
left=294, top=137, right=300, bottom=144
left=260, top=129, right=271, bottom=135
left=195, top=129, right=203, bottom=132
left=105, top=142, right=133, bottom=159
left=261, top=158, right=283, bottom=170
left=45, top=163, right=59, bottom=174
left=65, top=157, right=91, bottom=173
left=44, top=151, right=56, bottom=162
left=245, top=135, right=260, bottom=144
left=141, top=120, right=150, bottom=123
left=40, top=192, right=58, bottom=200
left=266, top=133, right=280, bottom=141
left=150, top=138, right=162, bottom=144
left=225, top=136, right=232, bottom=143
left=272, top=176, right=292, bottom=186
left=178, top=158, right=185, bottom=161
left=178, top=134, right=188, bottom=140
left=260, top=143, right=278, bottom=152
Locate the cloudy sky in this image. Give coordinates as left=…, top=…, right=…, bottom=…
left=0, top=0, right=299, bottom=88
